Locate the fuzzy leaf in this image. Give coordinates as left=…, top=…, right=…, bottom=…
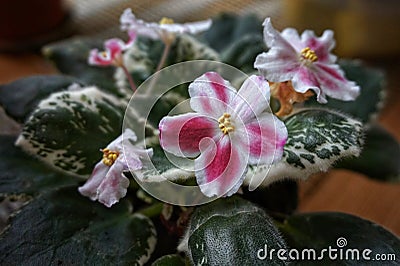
left=151, top=254, right=186, bottom=266
left=221, top=34, right=265, bottom=73
left=245, top=109, right=363, bottom=187
left=305, top=60, right=386, bottom=123
left=115, top=34, right=219, bottom=91
left=133, top=144, right=195, bottom=183
left=183, top=196, right=287, bottom=265
left=0, top=135, right=78, bottom=195
left=241, top=180, right=298, bottom=216
left=336, top=125, right=400, bottom=182
left=42, top=38, right=125, bottom=96
left=202, top=13, right=262, bottom=52
left=16, top=86, right=126, bottom=176
left=0, top=75, right=81, bottom=123
left=279, top=212, right=400, bottom=265
left=0, top=187, right=157, bottom=265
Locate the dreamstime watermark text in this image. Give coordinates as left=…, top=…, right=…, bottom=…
left=257, top=237, right=396, bottom=262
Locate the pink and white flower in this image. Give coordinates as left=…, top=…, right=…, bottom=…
left=159, top=72, right=288, bottom=197
left=78, top=128, right=153, bottom=207
left=88, top=32, right=136, bottom=67
left=254, top=18, right=360, bottom=104
left=120, top=8, right=212, bottom=43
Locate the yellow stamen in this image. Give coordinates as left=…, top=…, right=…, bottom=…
left=159, top=17, right=174, bottom=25
left=101, top=148, right=120, bottom=166
left=300, top=47, right=318, bottom=63
left=100, top=51, right=108, bottom=58
left=218, top=113, right=235, bottom=135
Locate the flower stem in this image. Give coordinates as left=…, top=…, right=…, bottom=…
left=137, top=202, right=164, bottom=218
left=146, top=41, right=171, bottom=95
left=156, top=41, right=171, bottom=73
left=121, top=64, right=137, bottom=92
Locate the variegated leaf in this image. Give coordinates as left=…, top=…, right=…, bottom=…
left=245, top=109, right=364, bottom=187
left=132, top=143, right=195, bottom=183
left=115, top=34, right=220, bottom=91
left=16, top=85, right=126, bottom=176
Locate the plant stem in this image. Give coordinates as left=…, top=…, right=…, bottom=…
left=137, top=202, right=164, bottom=218
left=121, top=64, right=137, bottom=92
left=146, top=41, right=171, bottom=95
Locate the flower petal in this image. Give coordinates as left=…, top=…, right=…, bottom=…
left=231, top=75, right=271, bottom=122
left=314, top=63, right=360, bottom=102
left=189, top=72, right=236, bottom=118
left=236, top=113, right=287, bottom=165
left=120, top=8, right=160, bottom=39
left=160, top=19, right=212, bottom=34
left=159, top=113, right=218, bottom=157
left=123, top=146, right=153, bottom=170
left=281, top=28, right=302, bottom=50
left=301, top=29, right=336, bottom=63
left=88, top=49, right=113, bottom=66
left=255, top=19, right=299, bottom=82
left=104, top=38, right=126, bottom=58
left=78, top=161, right=109, bottom=200
left=109, top=128, right=137, bottom=151
left=291, top=66, right=323, bottom=100
left=195, top=135, right=248, bottom=197
left=97, top=161, right=129, bottom=207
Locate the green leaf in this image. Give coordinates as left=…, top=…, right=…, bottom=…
left=115, top=34, right=219, bottom=91
left=135, top=144, right=195, bottom=183
left=183, top=196, right=287, bottom=265
left=0, top=135, right=78, bottom=195
left=221, top=34, right=265, bottom=73
left=305, top=60, right=386, bottom=123
left=336, top=125, right=400, bottom=182
left=151, top=254, right=186, bottom=266
left=202, top=13, right=262, bottom=52
left=16, top=86, right=126, bottom=176
left=0, top=186, right=157, bottom=265
left=245, top=109, right=363, bottom=187
left=42, top=38, right=125, bottom=97
left=241, top=180, right=298, bottom=216
left=0, top=75, right=81, bottom=123
left=279, top=212, right=400, bottom=265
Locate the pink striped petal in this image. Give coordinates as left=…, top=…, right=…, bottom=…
left=88, top=49, right=113, bottom=66
left=159, top=112, right=219, bottom=157
left=104, top=38, right=125, bottom=58
left=189, top=72, right=236, bottom=118
left=236, top=113, right=287, bottom=165
left=232, top=75, right=271, bottom=122
left=314, top=63, right=360, bottom=102
left=97, top=161, right=129, bottom=208
left=291, top=66, right=323, bottom=100
left=78, top=161, right=109, bottom=200
left=301, top=30, right=336, bottom=64
left=195, top=135, right=248, bottom=197
left=254, top=46, right=300, bottom=82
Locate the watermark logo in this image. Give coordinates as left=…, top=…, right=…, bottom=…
left=257, top=237, right=396, bottom=262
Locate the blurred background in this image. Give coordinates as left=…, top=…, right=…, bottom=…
left=0, top=0, right=399, bottom=234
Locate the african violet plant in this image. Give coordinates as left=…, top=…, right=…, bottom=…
left=0, top=8, right=399, bottom=265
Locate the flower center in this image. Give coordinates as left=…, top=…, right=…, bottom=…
left=159, top=17, right=174, bottom=25
left=101, top=148, right=119, bottom=166
left=218, top=113, right=235, bottom=134
left=300, top=47, right=318, bottom=63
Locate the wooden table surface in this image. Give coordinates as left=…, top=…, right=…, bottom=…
left=0, top=52, right=399, bottom=236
